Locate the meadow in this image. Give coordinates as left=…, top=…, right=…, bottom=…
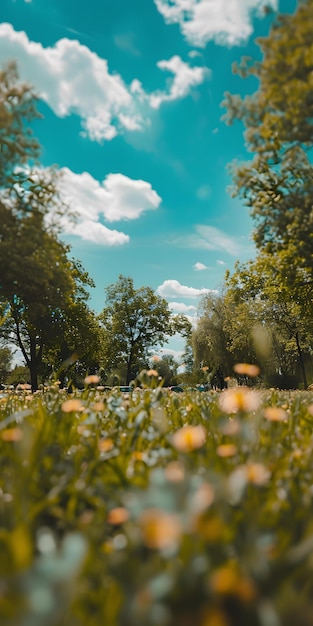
left=1, top=371, right=313, bottom=626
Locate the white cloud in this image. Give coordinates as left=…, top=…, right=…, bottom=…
left=59, top=168, right=161, bottom=223
left=169, top=302, right=197, bottom=313
left=217, top=259, right=226, bottom=265
left=0, top=23, right=208, bottom=141
left=44, top=167, right=161, bottom=245
left=178, top=224, right=245, bottom=256
left=154, top=0, right=278, bottom=47
left=149, top=55, right=209, bottom=108
left=67, top=220, right=129, bottom=246
left=193, top=262, right=208, bottom=271
left=157, top=279, right=214, bottom=299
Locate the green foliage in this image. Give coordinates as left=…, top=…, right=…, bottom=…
left=0, top=64, right=96, bottom=392
left=99, top=276, right=178, bottom=385
left=2, top=383, right=313, bottom=625
left=221, top=0, right=313, bottom=387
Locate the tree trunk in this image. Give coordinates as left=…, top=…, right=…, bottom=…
left=29, top=336, right=39, bottom=392
left=295, top=332, right=308, bottom=389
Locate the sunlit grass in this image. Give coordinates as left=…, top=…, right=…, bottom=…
left=1, top=381, right=313, bottom=625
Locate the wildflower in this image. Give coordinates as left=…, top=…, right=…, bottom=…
left=263, top=406, right=288, bottom=422
left=107, top=507, right=129, bottom=525
left=139, top=508, right=182, bottom=550
left=216, top=444, right=238, bottom=458
left=61, top=399, right=84, bottom=412
left=132, top=451, right=145, bottom=462
left=92, top=402, right=105, bottom=411
left=219, top=387, right=261, bottom=414
left=210, top=564, right=256, bottom=602
left=98, top=438, right=114, bottom=452
left=147, top=369, right=159, bottom=377
left=246, top=462, right=271, bottom=485
left=1, top=428, right=23, bottom=442
left=233, top=363, right=260, bottom=377
left=172, top=425, right=206, bottom=452
left=84, top=375, right=100, bottom=385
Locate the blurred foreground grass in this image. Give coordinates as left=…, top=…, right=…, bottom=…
left=1, top=374, right=313, bottom=626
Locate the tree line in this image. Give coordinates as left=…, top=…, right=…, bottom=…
left=1, top=0, right=313, bottom=390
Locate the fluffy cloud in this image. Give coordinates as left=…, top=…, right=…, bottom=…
left=154, top=0, right=278, bottom=47
left=59, top=168, right=161, bottom=223
left=178, top=224, right=246, bottom=256
left=149, top=55, right=209, bottom=108
left=193, top=262, right=209, bottom=271
left=0, top=23, right=208, bottom=141
left=68, top=220, right=129, bottom=246
left=157, top=279, right=214, bottom=299
left=46, top=168, right=161, bottom=245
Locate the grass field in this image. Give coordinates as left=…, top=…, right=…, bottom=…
left=1, top=373, right=313, bottom=626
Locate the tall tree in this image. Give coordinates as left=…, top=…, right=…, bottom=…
left=99, top=275, right=179, bottom=385
left=0, top=63, right=96, bottom=391
left=222, top=0, right=313, bottom=386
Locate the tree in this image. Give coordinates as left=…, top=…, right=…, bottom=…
left=99, top=275, right=178, bottom=385
left=0, top=346, right=13, bottom=384
left=226, top=257, right=313, bottom=387
left=0, top=61, right=40, bottom=187
left=0, top=63, right=96, bottom=391
left=223, top=0, right=313, bottom=280
left=222, top=0, right=313, bottom=386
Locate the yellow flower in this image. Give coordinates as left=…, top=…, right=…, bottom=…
left=139, top=508, right=182, bottom=550
left=172, top=425, right=206, bottom=452
left=92, top=402, right=105, bottom=411
left=216, top=444, right=238, bottom=458
left=1, top=428, right=23, bottom=442
left=98, top=438, right=114, bottom=452
left=84, top=375, right=100, bottom=385
left=219, top=387, right=261, bottom=414
left=61, top=399, right=84, bottom=412
left=210, top=564, right=256, bottom=601
left=263, top=406, right=288, bottom=422
left=147, top=369, right=159, bottom=377
left=107, top=507, right=129, bottom=525
left=246, top=462, right=271, bottom=485
left=233, top=363, right=260, bottom=377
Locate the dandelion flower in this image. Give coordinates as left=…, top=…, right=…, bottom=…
left=84, top=375, right=100, bottom=385
left=172, top=425, right=206, bottom=452
left=98, top=438, right=114, bottom=452
left=61, top=399, right=84, bottom=412
left=246, top=462, right=271, bottom=485
left=139, top=508, right=182, bottom=550
left=1, top=428, right=23, bottom=442
left=263, top=406, right=288, bottom=422
left=217, top=444, right=238, bottom=458
left=147, top=369, right=159, bottom=377
left=107, top=507, right=129, bottom=525
left=219, top=387, right=261, bottom=414
left=233, top=363, right=260, bottom=377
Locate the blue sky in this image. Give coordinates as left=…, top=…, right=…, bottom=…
left=1, top=0, right=297, bottom=359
